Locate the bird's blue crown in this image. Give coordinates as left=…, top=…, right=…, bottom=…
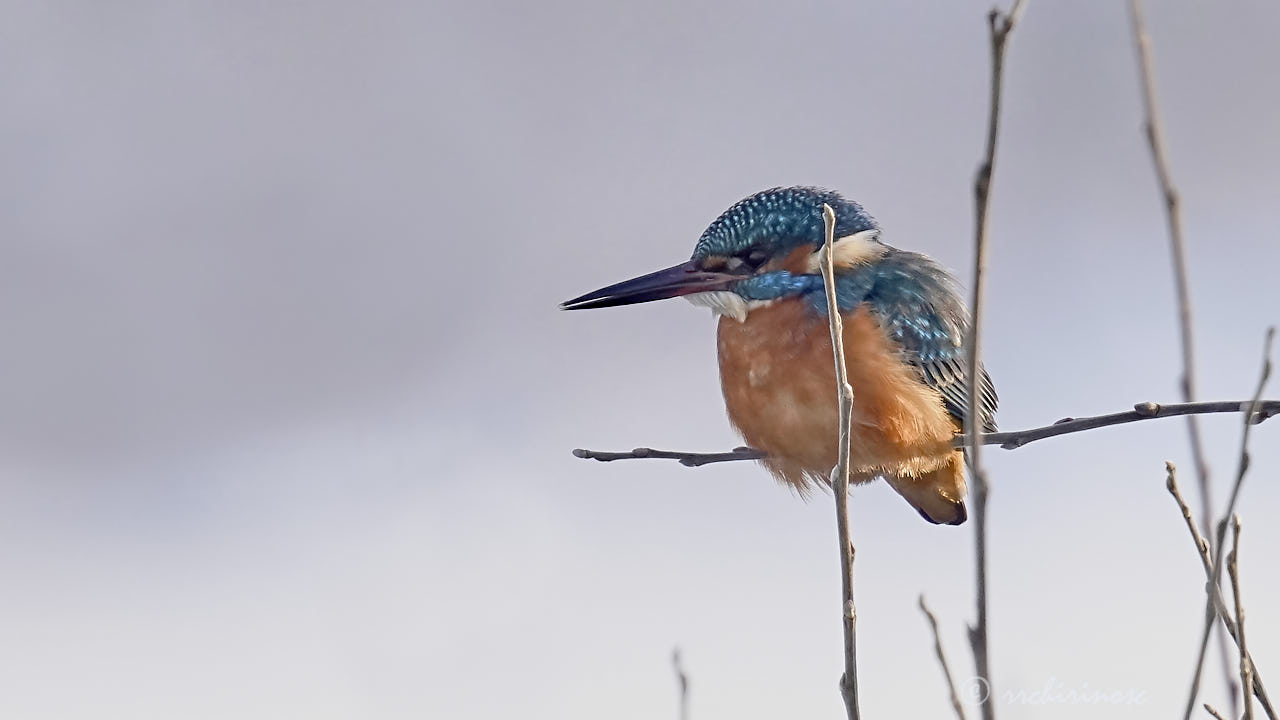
left=692, top=186, right=879, bottom=259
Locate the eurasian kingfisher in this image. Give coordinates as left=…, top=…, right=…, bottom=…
left=562, top=187, right=998, bottom=525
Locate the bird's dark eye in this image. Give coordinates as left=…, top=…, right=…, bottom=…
left=742, top=248, right=770, bottom=269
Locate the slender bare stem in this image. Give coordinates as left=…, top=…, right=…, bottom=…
left=819, top=203, right=860, bottom=720
left=1229, top=517, right=1255, bottom=720
left=1220, top=327, right=1273, bottom=538
left=1166, top=462, right=1211, bottom=575
left=573, top=446, right=766, bottom=466
left=672, top=648, right=689, bottom=720
left=1166, top=463, right=1276, bottom=718
left=1167, top=463, right=1234, bottom=623
left=920, top=595, right=968, bottom=720
left=962, top=3, right=1027, bottom=714
left=981, top=400, right=1279, bottom=450
left=1128, top=0, right=1213, bottom=538
left=1185, top=329, right=1275, bottom=720
left=1129, top=1, right=1242, bottom=709
left=968, top=6, right=1007, bottom=710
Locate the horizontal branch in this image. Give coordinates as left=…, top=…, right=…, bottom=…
left=572, top=399, right=1280, bottom=467
left=982, top=399, right=1277, bottom=449
left=572, top=446, right=766, bottom=467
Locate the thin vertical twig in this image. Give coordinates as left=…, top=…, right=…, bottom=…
left=672, top=648, right=689, bottom=720
left=1165, top=462, right=1212, bottom=577
left=1228, top=516, right=1255, bottom=720
left=1127, top=0, right=1239, bottom=709
left=1167, top=462, right=1239, bottom=625
left=966, top=4, right=1025, bottom=719
left=920, top=595, right=969, bottom=720
left=820, top=203, right=859, bottom=720
left=1185, top=328, right=1275, bottom=720
left=1166, top=463, right=1276, bottom=718
left=1218, top=327, right=1273, bottom=548
left=1127, top=0, right=1214, bottom=536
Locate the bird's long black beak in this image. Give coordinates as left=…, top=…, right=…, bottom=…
left=560, top=260, right=739, bottom=310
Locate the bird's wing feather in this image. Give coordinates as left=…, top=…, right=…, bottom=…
left=832, top=251, right=999, bottom=432
left=917, top=357, right=999, bottom=433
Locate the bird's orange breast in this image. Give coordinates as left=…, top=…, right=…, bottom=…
left=716, top=298, right=957, bottom=491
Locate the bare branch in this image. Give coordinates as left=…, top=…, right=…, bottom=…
left=820, top=203, right=860, bottom=720
left=1165, top=462, right=1212, bottom=576
left=1129, top=0, right=1213, bottom=531
left=965, top=6, right=1025, bottom=714
left=1221, top=327, right=1273, bottom=534
left=572, top=446, right=765, bottom=466
left=1185, top=329, right=1276, bottom=720
left=920, top=595, right=968, bottom=720
left=983, top=400, right=1280, bottom=450
left=1229, top=517, right=1255, bottom=720
left=1127, top=0, right=1242, bottom=703
left=1166, top=463, right=1277, bottom=718
left=572, top=399, right=1280, bottom=466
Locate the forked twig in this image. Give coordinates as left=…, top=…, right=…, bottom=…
left=1166, top=464, right=1276, bottom=718
left=1184, top=328, right=1275, bottom=720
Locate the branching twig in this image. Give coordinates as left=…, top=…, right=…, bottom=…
left=1229, top=516, right=1255, bottom=720
left=1185, top=329, right=1275, bottom=720
left=820, top=203, right=860, bottom=720
left=1166, top=463, right=1276, bottom=718
left=965, top=6, right=1025, bottom=716
left=572, top=399, right=1280, bottom=466
left=920, top=595, right=968, bottom=720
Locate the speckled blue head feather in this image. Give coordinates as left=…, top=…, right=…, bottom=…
left=692, top=187, right=879, bottom=259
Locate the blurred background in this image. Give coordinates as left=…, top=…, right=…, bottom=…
left=2, top=1, right=1278, bottom=718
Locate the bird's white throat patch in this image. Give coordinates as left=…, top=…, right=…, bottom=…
left=807, top=229, right=886, bottom=271
left=685, top=291, right=775, bottom=322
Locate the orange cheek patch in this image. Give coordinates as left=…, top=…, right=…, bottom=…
left=770, top=246, right=816, bottom=275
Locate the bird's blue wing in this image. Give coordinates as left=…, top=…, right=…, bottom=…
left=830, top=251, right=999, bottom=432
left=916, top=355, right=1000, bottom=434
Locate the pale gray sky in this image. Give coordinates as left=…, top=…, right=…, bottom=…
left=1, top=1, right=1278, bottom=718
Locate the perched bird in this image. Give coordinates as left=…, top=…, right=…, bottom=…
left=562, top=187, right=997, bottom=525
